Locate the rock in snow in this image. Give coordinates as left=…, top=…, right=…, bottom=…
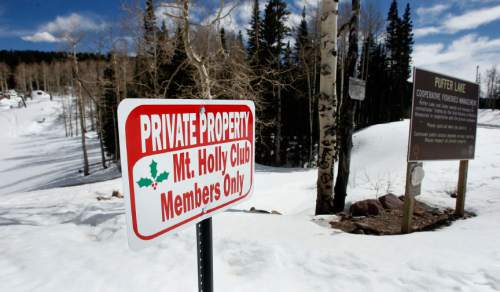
left=349, top=199, right=384, bottom=216
left=378, top=193, right=404, bottom=210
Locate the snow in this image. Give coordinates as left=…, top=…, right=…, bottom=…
left=30, top=90, right=51, bottom=99
left=0, top=95, right=120, bottom=195
left=1, top=99, right=500, bottom=291
left=478, top=109, right=500, bottom=127
left=0, top=96, right=23, bottom=110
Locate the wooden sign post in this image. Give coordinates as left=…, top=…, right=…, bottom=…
left=401, top=161, right=424, bottom=234
left=401, top=162, right=415, bottom=234
left=455, top=160, right=469, bottom=217
left=403, top=68, right=479, bottom=233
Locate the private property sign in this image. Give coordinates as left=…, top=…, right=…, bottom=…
left=118, top=99, right=255, bottom=249
left=408, top=68, right=480, bottom=161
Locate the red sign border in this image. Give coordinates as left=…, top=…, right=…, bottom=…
left=118, top=99, right=255, bottom=244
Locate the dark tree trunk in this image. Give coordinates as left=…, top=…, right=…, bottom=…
left=333, top=0, right=360, bottom=213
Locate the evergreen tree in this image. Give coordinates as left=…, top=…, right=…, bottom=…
left=157, top=21, right=170, bottom=91
left=101, top=64, right=119, bottom=159
left=400, top=3, right=413, bottom=79
left=399, top=3, right=414, bottom=115
left=261, top=0, right=290, bottom=67
left=283, top=41, right=293, bottom=69
left=134, top=0, right=160, bottom=98
left=260, top=0, right=291, bottom=165
left=165, top=26, right=195, bottom=98
left=385, top=0, right=414, bottom=120
left=220, top=28, right=227, bottom=53
left=362, top=40, right=390, bottom=125
left=143, top=0, right=158, bottom=54
left=295, top=7, right=309, bottom=63
left=385, top=0, right=400, bottom=121
left=386, top=0, right=400, bottom=68
left=247, top=0, right=262, bottom=64
left=293, top=7, right=314, bottom=164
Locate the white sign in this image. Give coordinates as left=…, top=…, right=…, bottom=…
left=349, top=77, right=366, bottom=101
left=118, top=99, right=255, bottom=249
left=409, top=162, right=423, bottom=196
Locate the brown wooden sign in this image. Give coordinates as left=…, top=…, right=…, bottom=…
left=408, top=68, right=480, bottom=161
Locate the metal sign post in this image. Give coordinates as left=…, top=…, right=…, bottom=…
left=118, top=99, right=256, bottom=291
left=197, top=218, right=213, bottom=292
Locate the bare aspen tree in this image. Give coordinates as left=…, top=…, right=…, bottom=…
left=163, top=0, right=237, bottom=99
left=0, top=63, right=9, bottom=92
left=486, top=65, right=499, bottom=109
left=71, top=75, right=79, bottom=137
left=316, top=0, right=339, bottom=215
left=180, top=0, right=212, bottom=99
left=360, top=0, right=384, bottom=39
left=33, top=63, right=40, bottom=90
left=310, top=4, right=322, bottom=165
left=95, top=35, right=108, bottom=169
left=15, top=64, right=28, bottom=93
left=62, top=97, right=69, bottom=137
left=60, top=27, right=90, bottom=176
left=74, top=46, right=90, bottom=176
left=41, top=62, right=49, bottom=92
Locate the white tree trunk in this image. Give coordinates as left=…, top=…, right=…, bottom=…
left=180, top=0, right=213, bottom=99
left=73, top=47, right=90, bottom=176
left=316, top=0, right=339, bottom=215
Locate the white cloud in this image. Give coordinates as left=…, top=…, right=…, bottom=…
left=21, top=32, right=60, bottom=42
left=416, top=4, right=450, bottom=17
left=293, top=0, right=319, bottom=11
left=43, top=13, right=106, bottom=33
left=413, top=34, right=500, bottom=88
left=208, top=1, right=254, bottom=34
left=443, top=4, right=500, bottom=32
left=156, top=0, right=312, bottom=42
left=22, top=13, right=107, bottom=43
left=286, top=13, right=303, bottom=30
left=414, top=26, right=440, bottom=38
left=415, top=4, right=500, bottom=37
left=416, top=3, right=451, bottom=26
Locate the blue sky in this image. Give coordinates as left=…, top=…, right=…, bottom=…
left=1, top=0, right=500, bottom=82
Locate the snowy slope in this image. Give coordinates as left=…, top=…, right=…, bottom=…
left=1, top=106, right=500, bottom=291
left=0, top=96, right=119, bottom=195
left=478, top=109, right=500, bottom=127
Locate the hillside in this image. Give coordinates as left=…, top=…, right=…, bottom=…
left=1, top=98, right=500, bottom=291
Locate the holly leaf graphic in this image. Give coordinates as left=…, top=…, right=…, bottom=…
left=150, top=160, right=158, bottom=179
left=156, top=171, right=169, bottom=183
left=137, top=177, right=153, bottom=188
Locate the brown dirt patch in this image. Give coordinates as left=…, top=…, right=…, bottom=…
left=330, top=196, right=475, bottom=235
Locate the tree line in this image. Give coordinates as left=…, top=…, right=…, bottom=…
left=479, top=65, right=500, bottom=109
left=0, top=0, right=414, bottom=187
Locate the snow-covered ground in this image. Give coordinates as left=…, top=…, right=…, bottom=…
left=1, top=99, right=500, bottom=291
left=478, top=109, right=500, bottom=127
left=0, top=95, right=119, bottom=195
